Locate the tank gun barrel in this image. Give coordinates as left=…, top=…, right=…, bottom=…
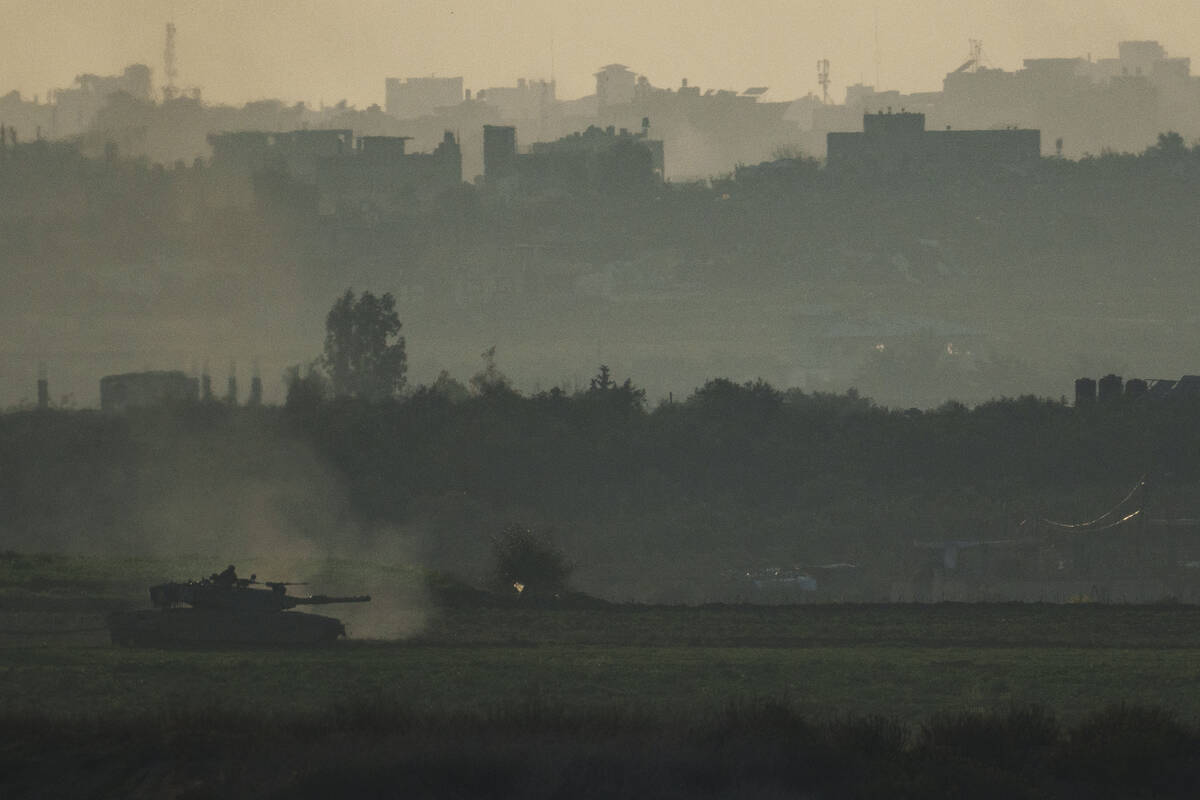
left=283, top=594, right=371, bottom=608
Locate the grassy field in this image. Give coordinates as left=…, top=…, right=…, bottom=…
left=4, top=553, right=1200, bottom=796
left=5, top=641, right=1200, bottom=725
left=5, top=552, right=1200, bottom=723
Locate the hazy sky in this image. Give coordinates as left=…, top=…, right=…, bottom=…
left=4, top=1, right=1198, bottom=107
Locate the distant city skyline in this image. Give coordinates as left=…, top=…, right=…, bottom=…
left=5, top=1, right=1198, bottom=108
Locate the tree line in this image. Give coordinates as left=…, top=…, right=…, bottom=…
left=3, top=290, right=1200, bottom=598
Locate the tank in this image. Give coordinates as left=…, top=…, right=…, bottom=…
left=107, top=565, right=371, bottom=646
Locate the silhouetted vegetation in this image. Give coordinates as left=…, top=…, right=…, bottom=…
left=489, top=524, right=573, bottom=601
left=8, top=132, right=1200, bottom=408
left=4, top=376, right=1200, bottom=599
left=11, top=37, right=1200, bottom=800
left=3, top=701, right=1199, bottom=798
left=321, top=288, right=407, bottom=401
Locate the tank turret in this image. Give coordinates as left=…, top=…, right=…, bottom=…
left=149, top=565, right=370, bottom=613
left=109, top=565, right=371, bottom=646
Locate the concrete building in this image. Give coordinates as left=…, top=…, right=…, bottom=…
left=595, top=64, right=637, bottom=111
left=478, top=78, right=556, bottom=121
left=50, top=65, right=153, bottom=137
left=100, top=371, right=199, bottom=412
left=483, top=123, right=663, bottom=194
left=482, top=124, right=518, bottom=182
left=0, top=91, right=55, bottom=142
left=797, top=40, right=1200, bottom=159
left=596, top=73, right=798, bottom=179
left=384, top=76, right=463, bottom=119
left=316, top=130, right=462, bottom=217
left=265, top=129, right=354, bottom=184
left=208, top=128, right=354, bottom=183
left=935, top=40, right=1199, bottom=155
left=207, top=130, right=274, bottom=175
left=209, top=125, right=462, bottom=217
left=826, top=111, right=1040, bottom=174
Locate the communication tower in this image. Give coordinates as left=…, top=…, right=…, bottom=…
left=968, top=39, right=984, bottom=72
left=952, top=39, right=989, bottom=75
left=817, top=59, right=831, bottom=104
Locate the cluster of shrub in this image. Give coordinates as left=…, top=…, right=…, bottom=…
left=4, top=359, right=1200, bottom=587
left=288, top=366, right=1200, bottom=514
left=5, top=702, right=1198, bottom=798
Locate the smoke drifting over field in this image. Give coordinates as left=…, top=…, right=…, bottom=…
left=134, top=423, right=432, bottom=638
left=0, top=408, right=431, bottom=637
left=6, top=4, right=1200, bottom=613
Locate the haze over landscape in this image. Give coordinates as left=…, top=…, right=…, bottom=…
left=6, top=1, right=1199, bottom=106
left=2, top=0, right=1199, bottom=588
left=4, top=4, right=1200, bottom=409
left=8, top=5, right=1200, bottom=796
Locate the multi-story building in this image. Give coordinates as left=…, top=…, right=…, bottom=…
left=316, top=131, right=462, bottom=217
left=826, top=111, right=1040, bottom=174
left=50, top=64, right=153, bottom=137
left=384, top=76, right=463, bottom=120
left=483, top=123, right=663, bottom=194
left=594, top=64, right=637, bottom=111
left=208, top=126, right=462, bottom=216
left=477, top=78, right=556, bottom=121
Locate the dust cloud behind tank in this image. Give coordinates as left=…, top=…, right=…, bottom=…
left=107, top=565, right=370, bottom=646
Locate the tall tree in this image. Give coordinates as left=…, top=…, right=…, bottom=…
left=585, top=364, right=646, bottom=417
left=322, top=289, right=407, bottom=401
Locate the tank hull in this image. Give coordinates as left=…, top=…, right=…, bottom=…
left=107, top=608, right=347, bottom=646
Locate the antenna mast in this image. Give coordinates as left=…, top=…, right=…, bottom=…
left=163, top=22, right=179, bottom=101
left=817, top=59, right=831, bottom=104
left=968, top=39, right=984, bottom=72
